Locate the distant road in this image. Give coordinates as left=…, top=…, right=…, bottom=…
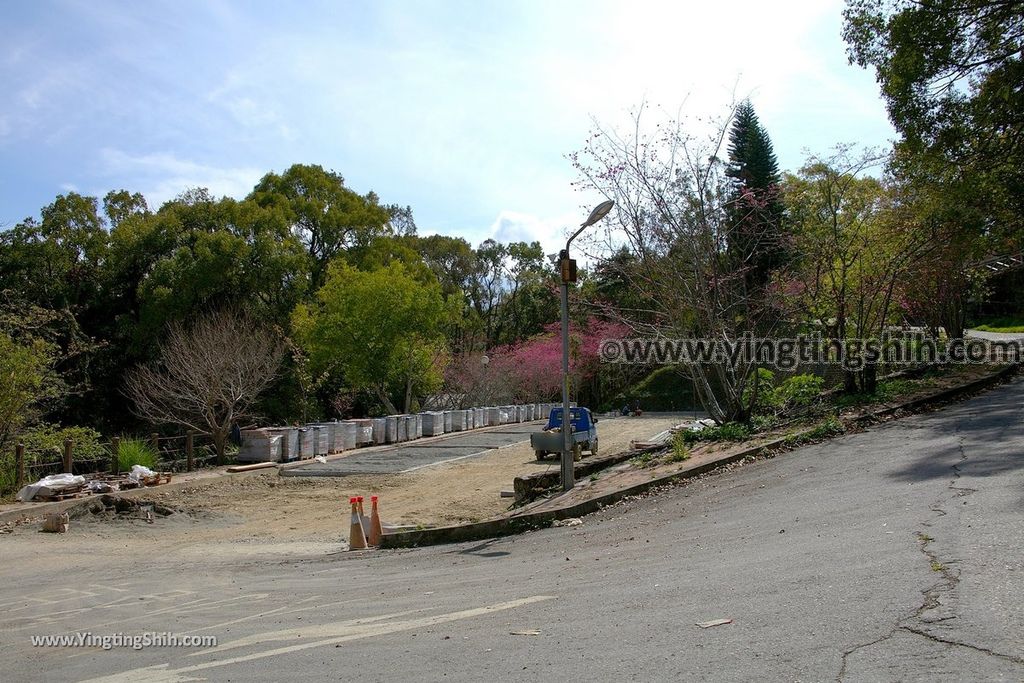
left=282, top=421, right=542, bottom=476
left=3, top=382, right=1021, bottom=680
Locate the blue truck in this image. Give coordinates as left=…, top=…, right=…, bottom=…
left=530, top=407, right=599, bottom=461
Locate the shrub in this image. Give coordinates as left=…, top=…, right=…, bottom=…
left=117, top=438, right=158, bottom=471
left=667, top=433, right=691, bottom=462
left=785, top=416, right=846, bottom=447
left=683, top=421, right=751, bottom=444
left=776, top=374, right=825, bottom=407
left=743, top=368, right=781, bottom=415
left=0, top=424, right=105, bottom=495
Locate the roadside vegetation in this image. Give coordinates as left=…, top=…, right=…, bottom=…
left=2, top=0, right=1022, bottom=495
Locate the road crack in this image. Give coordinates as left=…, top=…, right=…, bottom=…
left=899, top=625, right=1024, bottom=665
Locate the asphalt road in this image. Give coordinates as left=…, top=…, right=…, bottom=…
left=3, top=380, right=1022, bottom=681
left=282, top=422, right=543, bottom=476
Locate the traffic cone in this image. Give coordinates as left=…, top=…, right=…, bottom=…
left=368, top=495, right=384, bottom=546
left=348, top=497, right=367, bottom=550
left=357, top=496, right=371, bottom=537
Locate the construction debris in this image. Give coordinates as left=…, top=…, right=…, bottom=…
left=16, top=474, right=86, bottom=502
left=41, top=512, right=70, bottom=533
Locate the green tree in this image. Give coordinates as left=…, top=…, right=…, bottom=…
left=293, top=261, right=448, bottom=414
left=249, top=164, right=392, bottom=289
left=0, top=333, right=56, bottom=454
left=844, top=0, right=1024, bottom=239
left=726, top=101, right=787, bottom=294
left=784, top=151, right=929, bottom=392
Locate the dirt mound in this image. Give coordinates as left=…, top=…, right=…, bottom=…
left=67, top=494, right=198, bottom=524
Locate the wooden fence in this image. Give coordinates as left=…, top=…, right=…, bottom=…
left=7, top=430, right=221, bottom=494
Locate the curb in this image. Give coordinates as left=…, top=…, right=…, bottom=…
left=380, top=363, right=1019, bottom=549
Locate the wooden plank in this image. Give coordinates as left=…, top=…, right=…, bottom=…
left=226, top=462, right=278, bottom=473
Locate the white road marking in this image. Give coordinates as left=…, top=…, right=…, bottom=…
left=80, top=595, right=555, bottom=682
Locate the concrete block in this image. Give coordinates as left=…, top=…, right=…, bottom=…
left=466, top=409, right=475, bottom=430
left=353, top=419, right=374, bottom=445
left=266, top=427, right=299, bottom=462
left=385, top=416, right=398, bottom=443
left=421, top=412, right=442, bottom=436
left=396, top=415, right=408, bottom=442
left=404, top=415, right=417, bottom=441
left=443, top=411, right=453, bottom=432
left=296, top=428, right=315, bottom=459
left=371, top=418, right=386, bottom=445
left=336, top=421, right=357, bottom=450
left=310, top=423, right=336, bottom=453
left=486, top=407, right=500, bottom=425
left=237, top=429, right=282, bottom=463
left=415, top=414, right=423, bottom=438
left=451, top=410, right=467, bottom=432
left=307, top=425, right=330, bottom=456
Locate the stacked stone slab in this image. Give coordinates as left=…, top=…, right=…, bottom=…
left=475, top=407, right=486, bottom=427
left=326, top=422, right=344, bottom=453
left=421, top=412, right=444, bottom=436
left=403, top=415, right=417, bottom=441
left=485, top=407, right=499, bottom=426
left=237, top=429, right=281, bottom=463
left=443, top=411, right=453, bottom=432
left=450, top=410, right=466, bottom=432
left=396, top=416, right=408, bottom=442
left=334, top=421, right=357, bottom=450
left=385, top=416, right=398, bottom=443
left=307, top=423, right=332, bottom=454
left=266, top=427, right=299, bottom=462
left=353, top=419, right=374, bottom=445
left=414, top=414, right=423, bottom=439
left=371, top=418, right=386, bottom=445
left=306, top=425, right=329, bottom=456
left=296, top=428, right=315, bottom=458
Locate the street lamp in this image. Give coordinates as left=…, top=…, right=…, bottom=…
left=559, top=200, right=614, bottom=492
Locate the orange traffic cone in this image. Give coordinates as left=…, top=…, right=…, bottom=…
left=368, top=495, right=384, bottom=546
left=357, top=496, right=371, bottom=536
left=348, top=497, right=367, bottom=550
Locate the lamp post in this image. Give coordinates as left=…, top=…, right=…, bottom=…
left=559, top=199, right=614, bottom=491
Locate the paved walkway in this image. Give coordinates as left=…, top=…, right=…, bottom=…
left=281, top=422, right=543, bottom=475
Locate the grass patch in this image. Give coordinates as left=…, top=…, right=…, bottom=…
left=783, top=416, right=846, bottom=447
left=973, top=315, right=1024, bottom=333
left=974, top=323, right=1024, bottom=333
left=117, top=438, right=158, bottom=471
left=666, top=433, right=691, bottom=463
left=631, top=452, right=655, bottom=468
left=683, top=421, right=751, bottom=445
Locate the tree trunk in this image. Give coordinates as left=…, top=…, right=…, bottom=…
left=844, top=370, right=859, bottom=394
left=214, top=430, right=228, bottom=466
left=862, top=365, right=878, bottom=395
left=404, top=375, right=413, bottom=414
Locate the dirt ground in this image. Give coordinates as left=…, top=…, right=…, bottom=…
left=0, top=415, right=683, bottom=574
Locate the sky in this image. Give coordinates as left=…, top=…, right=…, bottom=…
left=0, top=0, right=893, bottom=254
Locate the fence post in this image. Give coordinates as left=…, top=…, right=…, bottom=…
left=150, top=432, right=160, bottom=458
left=110, top=437, right=120, bottom=474
left=186, top=431, right=194, bottom=472
left=62, top=439, right=73, bottom=474
left=15, top=442, right=25, bottom=489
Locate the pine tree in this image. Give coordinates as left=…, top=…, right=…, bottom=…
left=726, top=101, right=786, bottom=293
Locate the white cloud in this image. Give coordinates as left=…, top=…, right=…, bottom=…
left=98, top=149, right=263, bottom=208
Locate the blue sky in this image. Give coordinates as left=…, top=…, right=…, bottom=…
left=1, top=0, right=892, bottom=253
